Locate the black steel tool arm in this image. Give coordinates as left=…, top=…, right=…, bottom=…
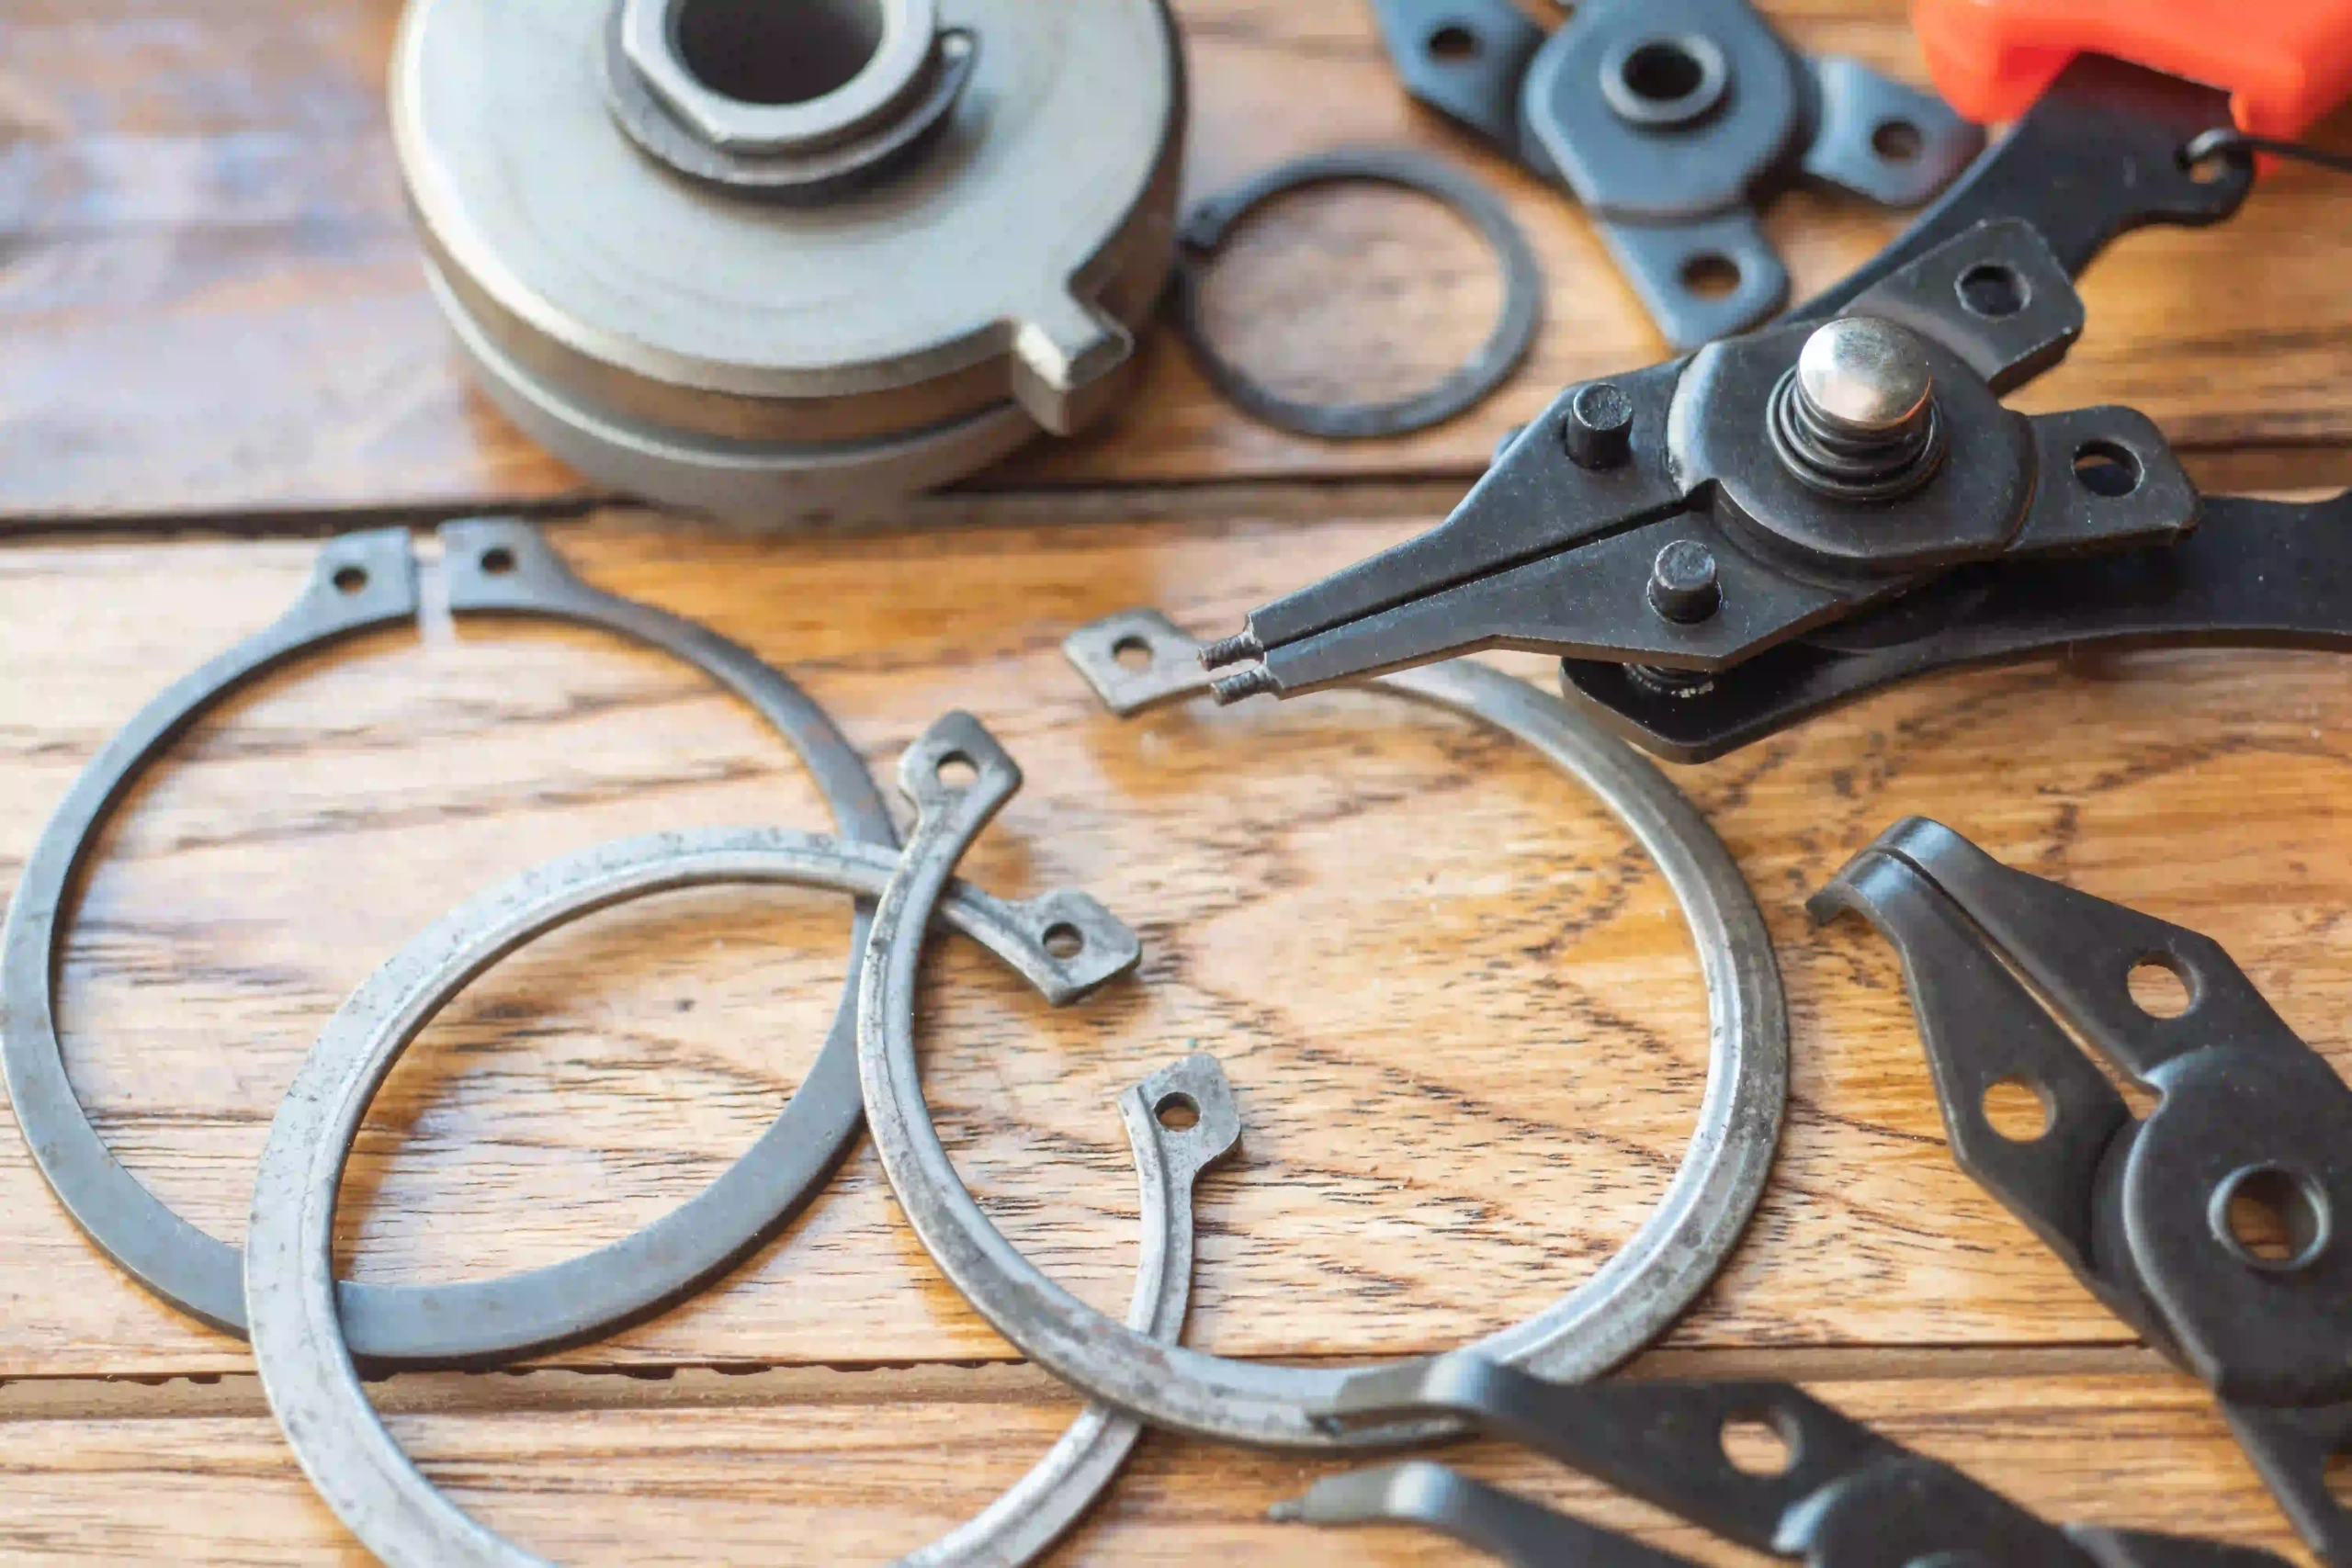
left=1560, top=488, right=2352, bottom=761
left=1792, top=53, right=2253, bottom=321
left=1276, top=1351, right=2293, bottom=1567
left=1812, top=819, right=2352, bottom=1566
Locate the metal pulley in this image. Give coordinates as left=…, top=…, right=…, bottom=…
left=390, top=0, right=1186, bottom=518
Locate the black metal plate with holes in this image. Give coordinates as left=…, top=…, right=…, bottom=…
left=1169, top=145, right=1544, bottom=439
left=1371, top=0, right=1980, bottom=347
left=1274, top=1351, right=2293, bottom=1568
left=1557, top=489, right=2352, bottom=762
left=1811, top=820, right=2352, bottom=1565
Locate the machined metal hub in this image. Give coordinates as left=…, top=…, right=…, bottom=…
left=390, top=0, right=1186, bottom=518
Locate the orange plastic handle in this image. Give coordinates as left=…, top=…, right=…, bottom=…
left=1912, top=0, right=2352, bottom=136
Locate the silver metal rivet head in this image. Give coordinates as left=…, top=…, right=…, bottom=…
left=1795, top=316, right=1934, bottom=434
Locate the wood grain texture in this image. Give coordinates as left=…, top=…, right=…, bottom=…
left=0, top=1366, right=2315, bottom=1564
left=3, top=0, right=2350, bottom=521
left=4, top=511, right=2350, bottom=1384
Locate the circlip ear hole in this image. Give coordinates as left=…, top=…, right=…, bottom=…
left=1042, top=922, right=1085, bottom=960
left=332, top=566, right=369, bottom=594
left=1720, top=1411, right=1797, bottom=1476
left=1155, top=1092, right=1201, bottom=1131
left=1112, top=636, right=1154, bottom=671
left=935, top=751, right=978, bottom=790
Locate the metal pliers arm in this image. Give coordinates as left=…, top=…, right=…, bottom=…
left=1559, top=487, right=2352, bottom=761
left=1274, top=1351, right=2290, bottom=1567
left=1813, top=819, right=2352, bottom=1564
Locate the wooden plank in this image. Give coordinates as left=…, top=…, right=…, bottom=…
left=0, top=1364, right=2314, bottom=1564
left=3, top=0, right=2349, bottom=522
left=4, top=511, right=2350, bottom=1376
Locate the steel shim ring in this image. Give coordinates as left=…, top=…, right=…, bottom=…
left=848, top=626, right=1786, bottom=1449
left=0, top=519, right=907, bottom=1360
left=244, top=830, right=1200, bottom=1568
left=1169, top=146, right=1545, bottom=440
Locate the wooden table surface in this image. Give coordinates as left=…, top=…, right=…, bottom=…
left=5, top=1, right=2351, bottom=1562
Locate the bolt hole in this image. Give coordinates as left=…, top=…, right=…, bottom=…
left=1042, top=922, right=1085, bottom=960
left=1679, top=253, right=1740, bottom=300
left=1426, top=23, right=1480, bottom=61
left=1956, top=262, right=2028, bottom=319
left=2126, top=954, right=2194, bottom=1016
left=1870, top=118, right=1923, bottom=163
left=935, top=750, right=978, bottom=789
left=2180, top=146, right=2234, bottom=186
left=2072, top=440, right=2143, bottom=500
left=1621, top=39, right=1705, bottom=104
left=1112, top=636, right=1154, bottom=672
left=332, top=565, right=368, bottom=594
left=2214, top=1165, right=2330, bottom=1270
left=1156, top=1092, right=1201, bottom=1131
left=1981, top=1077, right=2053, bottom=1143
left=672, top=0, right=886, bottom=108
left=480, top=546, right=516, bottom=575
left=1720, top=1412, right=1797, bottom=1476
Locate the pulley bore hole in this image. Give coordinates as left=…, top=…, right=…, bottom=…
left=1112, top=636, right=1155, bottom=671
left=1720, top=1411, right=1797, bottom=1476
left=2126, top=953, right=2194, bottom=1015
left=1870, top=118, right=1923, bottom=163
left=480, top=547, right=517, bottom=576
left=1042, top=922, right=1086, bottom=960
left=671, top=0, right=886, bottom=107
left=1621, top=39, right=1706, bottom=105
left=1427, top=22, right=1481, bottom=61
left=1981, top=1077, right=2053, bottom=1143
left=2212, top=1165, right=2331, bottom=1271
left=2072, top=440, right=2143, bottom=499
left=1956, top=262, right=2028, bottom=319
left=331, top=566, right=368, bottom=595
left=934, top=750, right=978, bottom=789
left=1155, top=1092, right=1201, bottom=1131
left=1679, top=253, right=1741, bottom=300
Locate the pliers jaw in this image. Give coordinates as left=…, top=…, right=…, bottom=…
left=1204, top=220, right=2198, bottom=722
left=1814, top=820, right=2352, bottom=1562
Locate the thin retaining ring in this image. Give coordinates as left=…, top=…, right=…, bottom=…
left=245, top=839, right=1209, bottom=1568
left=0, top=519, right=908, bottom=1361
left=1170, top=146, right=1544, bottom=440
left=849, top=627, right=1786, bottom=1450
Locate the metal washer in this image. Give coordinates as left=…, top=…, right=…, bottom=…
left=243, top=837, right=1197, bottom=1568
left=1170, top=146, right=1545, bottom=441
left=0, top=520, right=907, bottom=1363
left=850, top=637, right=1788, bottom=1449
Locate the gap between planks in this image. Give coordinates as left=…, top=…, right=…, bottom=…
left=1, top=439, right=2346, bottom=544
left=0, top=1343, right=2174, bottom=1425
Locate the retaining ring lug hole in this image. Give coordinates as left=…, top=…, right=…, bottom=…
left=1155, top=1091, right=1201, bottom=1131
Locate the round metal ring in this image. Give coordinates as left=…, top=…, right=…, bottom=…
left=851, top=632, right=1787, bottom=1450
left=243, top=833, right=1188, bottom=1568
left=1169, top=146, right=1545, bottom=441
left=0, top=518, right=902, bottom=1362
